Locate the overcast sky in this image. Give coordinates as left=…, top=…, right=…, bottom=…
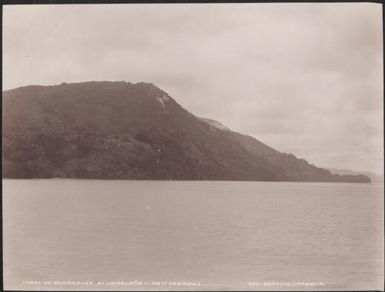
left=3, top=3, right=383, bottom=174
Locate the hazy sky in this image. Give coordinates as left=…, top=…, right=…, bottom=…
left=3, top=3, right=383, bottom=174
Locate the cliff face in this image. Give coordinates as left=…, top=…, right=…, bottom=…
left=2, top=81, right=370, bottom=182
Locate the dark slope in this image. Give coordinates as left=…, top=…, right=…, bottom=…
left=2, top=81, right=370, bottom=182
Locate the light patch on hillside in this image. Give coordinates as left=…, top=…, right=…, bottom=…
left=157, top=94, right=170, bottom=109
left=201, top=118, right=230, bottom=131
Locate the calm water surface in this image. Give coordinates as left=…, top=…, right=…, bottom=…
left=3, top=180, right=384, bottom=290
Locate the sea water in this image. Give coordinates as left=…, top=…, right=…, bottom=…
left=3, top=180, right=384, bottom=290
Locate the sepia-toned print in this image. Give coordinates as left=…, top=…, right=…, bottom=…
left=2, top=3, right=384, bottom=291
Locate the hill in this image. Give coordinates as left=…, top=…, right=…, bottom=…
left=2, top=81, right=370, bottom=183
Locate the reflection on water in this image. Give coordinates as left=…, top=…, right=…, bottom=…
left=3, top=180, right=384, bottom=290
